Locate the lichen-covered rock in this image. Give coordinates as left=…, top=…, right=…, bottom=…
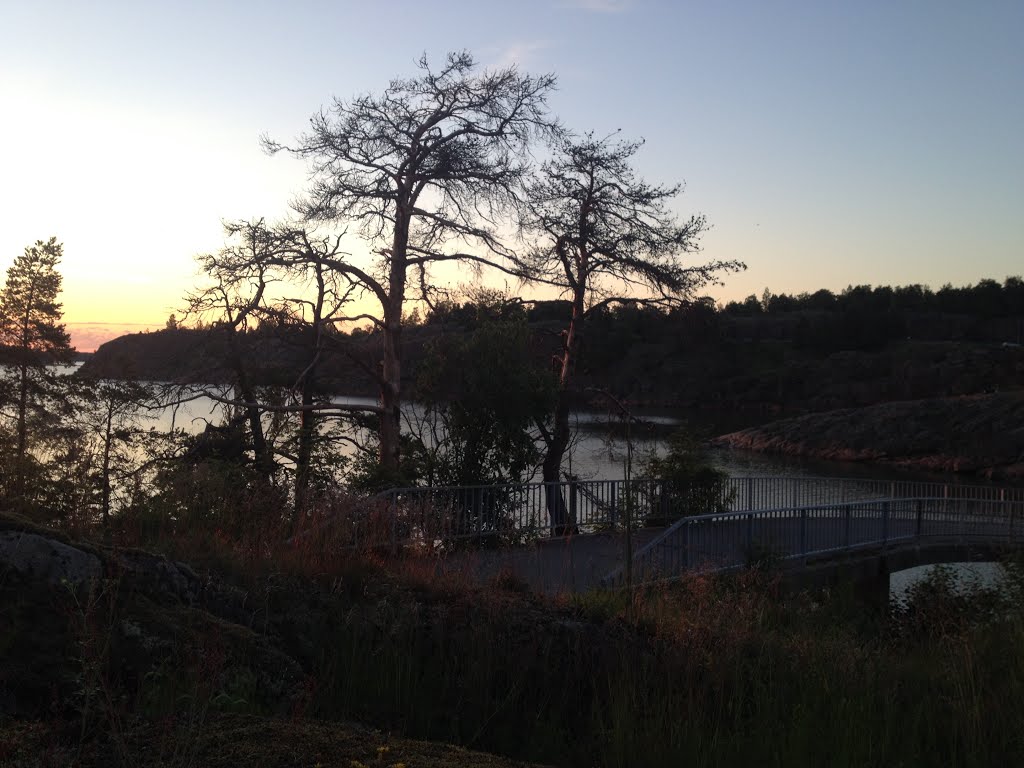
left=113, top=549, right=202, bottom=603
left=0, top=516, right=307, bottom=720
left=0, top=530, right=101, bottom=585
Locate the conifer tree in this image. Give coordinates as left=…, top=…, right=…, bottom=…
left=0, top=237, right=75, bottom=498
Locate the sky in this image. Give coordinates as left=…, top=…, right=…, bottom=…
left=1, top=0, right=1021, bottom=351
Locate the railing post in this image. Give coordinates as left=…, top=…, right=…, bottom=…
left=844, top=504, right=851, bottom=549
left=800, top=507, right=807, bottom=560
left=882, top=500, right=890, bottom=546
left=746, top=511, right=754, bottom=552
left=390, top=492, right=398, bottom=554
left=476, top=488, right=482, bottom=542
left=569, top=481, right=578, bottom=530
left=746, top=477, right=754, bottom=511
left=610, top=482, right=618, bottom=530
left=683, top=519, right=690, bottom=570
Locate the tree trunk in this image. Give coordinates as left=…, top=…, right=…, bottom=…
left=294, top=268, right=326, bottom=522
left=379, top=317, right=402, bottom=476
left=223, top=330, right=273, bottom=479
left=101, top=406, right=113, bottom=529
left=542, top=393, right=574, bottom=535
left=15, top=361, right=28, bottom=464
left=541, top=285, right=586, bottom=534
left=378, top=210, right=409, bottom=477
left=294, top=376, right=315, bottom=521
left=13, top=360, right=29, bottom=501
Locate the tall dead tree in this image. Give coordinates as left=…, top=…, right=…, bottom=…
left=188, top=219, right=375, bottom=516
left=520, top=132, right=744, bottom=531
left=264, top=51, right=557, bottom=477
left=188, top=225, right=277, bottom=480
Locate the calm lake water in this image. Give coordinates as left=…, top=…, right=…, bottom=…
left=68, top=371, right=1015, bottom=596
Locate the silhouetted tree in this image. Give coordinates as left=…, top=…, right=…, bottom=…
left=68, top=378, right=155, bottom=528
left=416, top=303, right=554, bottom=489
left=520, top=132, right=742, bottom=531
left=187, top=219, right=376, bottom=519
left=0, top=237, right=74, bottom=503
left=264, top=51, right=557, bottom=478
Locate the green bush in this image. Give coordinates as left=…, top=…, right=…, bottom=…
left=642, top=430, right=733, bottom=526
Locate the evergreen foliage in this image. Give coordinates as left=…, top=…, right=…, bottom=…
left=0, top=237, right=75, bottom=508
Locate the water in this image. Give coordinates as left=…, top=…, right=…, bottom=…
left=890, top=562, right=1007, bottom=603
left=92, top=385, right=1011, bottom=490
left=41, top=371, right=1024, bottom=596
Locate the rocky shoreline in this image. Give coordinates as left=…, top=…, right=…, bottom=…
left=712, top=391, right=1024, bottom=480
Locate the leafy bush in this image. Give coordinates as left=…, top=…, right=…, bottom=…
left=642, top=430, right=733, bottom=526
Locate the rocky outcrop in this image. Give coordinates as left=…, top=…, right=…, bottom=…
left=0, top=515, right=305, bottom=720
left=0, top=530, right=102, bottom=585
left=712, top=392, right=1024, bottom=479
left=0, top=514, right=605, bottom=767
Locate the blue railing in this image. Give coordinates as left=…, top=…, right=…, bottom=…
left=296, top=477, right=1024, bottom=551
left=602, top=494, right=1024, bottom=587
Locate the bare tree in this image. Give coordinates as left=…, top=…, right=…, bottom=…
left=263, top=51, right=557, bottom=476
left=520, top=132, right=744, bottom=531
left=186, top=224, right=278, bottom=480
left=186, top=219, right=380, bottom=516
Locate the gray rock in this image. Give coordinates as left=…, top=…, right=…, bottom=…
left=0, top=530, right=101, bottom=585
left=115, top=550, right=200, bottom=602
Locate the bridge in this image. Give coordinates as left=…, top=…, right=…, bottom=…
left=306, top=476, right=1024, bottom=597
left=601, top=494, right=1024, bottom=604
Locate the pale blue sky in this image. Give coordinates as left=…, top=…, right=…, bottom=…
left=1, top=0, right=1021, bottom=349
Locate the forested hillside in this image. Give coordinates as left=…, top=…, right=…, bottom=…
left=80, top=278, right=1024, bottom=427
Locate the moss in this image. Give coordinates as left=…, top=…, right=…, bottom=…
left=1, top=714, right=552, bottom=768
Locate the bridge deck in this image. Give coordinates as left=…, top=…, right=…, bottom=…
left=307, top=478, right=1024, bottom=595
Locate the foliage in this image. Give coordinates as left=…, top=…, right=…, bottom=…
left=0, top=237, right=74, bottom=366
left=724, top=275, right=1024, bottom=349
left=265, top=51, right=558, bottom=474
left=415, top=310, right=555, bottom=488
left=0, top=238, right=75, bottom=515
left=135, top=421, right=289, bottom=546
left=518, top=130, right=743, bottom=531
left=640, top=429, right=733, bottom=525
left=522, top=132, right=739, bottom=309
left=6, top=504, right=1024, bottom=768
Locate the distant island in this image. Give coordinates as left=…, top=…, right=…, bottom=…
left=714, top=391, right=1024, bottom=480
left=80, top=282, right=1023, bottom=408
left=75, top=281, right=1024, bottom=480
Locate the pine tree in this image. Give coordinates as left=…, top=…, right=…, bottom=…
left=0, top=237, right=75, bottom=498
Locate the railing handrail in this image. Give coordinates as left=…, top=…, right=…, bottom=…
left=378, top=475, right=1015, bottom=488
left=656, top=495, right=1015, bottom=522
left=376, top=476, right=1024, bottom=501
left=605, top=493, right=1022, bottom=587
left=295, top=476, right=1024, bottom=551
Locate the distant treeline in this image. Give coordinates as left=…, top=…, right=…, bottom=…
left=408, top=276, right=1024, bottom=353
left=82, top=276, right=1024, bottom=415
left=722, top=277, right=1024, bottom=318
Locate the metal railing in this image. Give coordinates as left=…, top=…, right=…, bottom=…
left=348, top=476, right=1024, bottom=552
left=602, top=494, right=1024, bottom=587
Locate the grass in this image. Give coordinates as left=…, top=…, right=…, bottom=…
left=4, top=507, right=1024, bottom=767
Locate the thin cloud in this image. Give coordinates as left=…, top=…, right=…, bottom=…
left=490, top=40, right=553, bottom=70
left=67, top=322, right=154, bottom=352
left=560, top=0, right=633, bottom=13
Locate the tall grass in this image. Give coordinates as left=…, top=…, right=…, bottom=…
left=302, top=562, right=1024, bottom=767
left=11, top=496, right=1024, bottom=768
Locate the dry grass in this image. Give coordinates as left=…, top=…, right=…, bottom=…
left=5, top=504, right=1024, bottom=768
